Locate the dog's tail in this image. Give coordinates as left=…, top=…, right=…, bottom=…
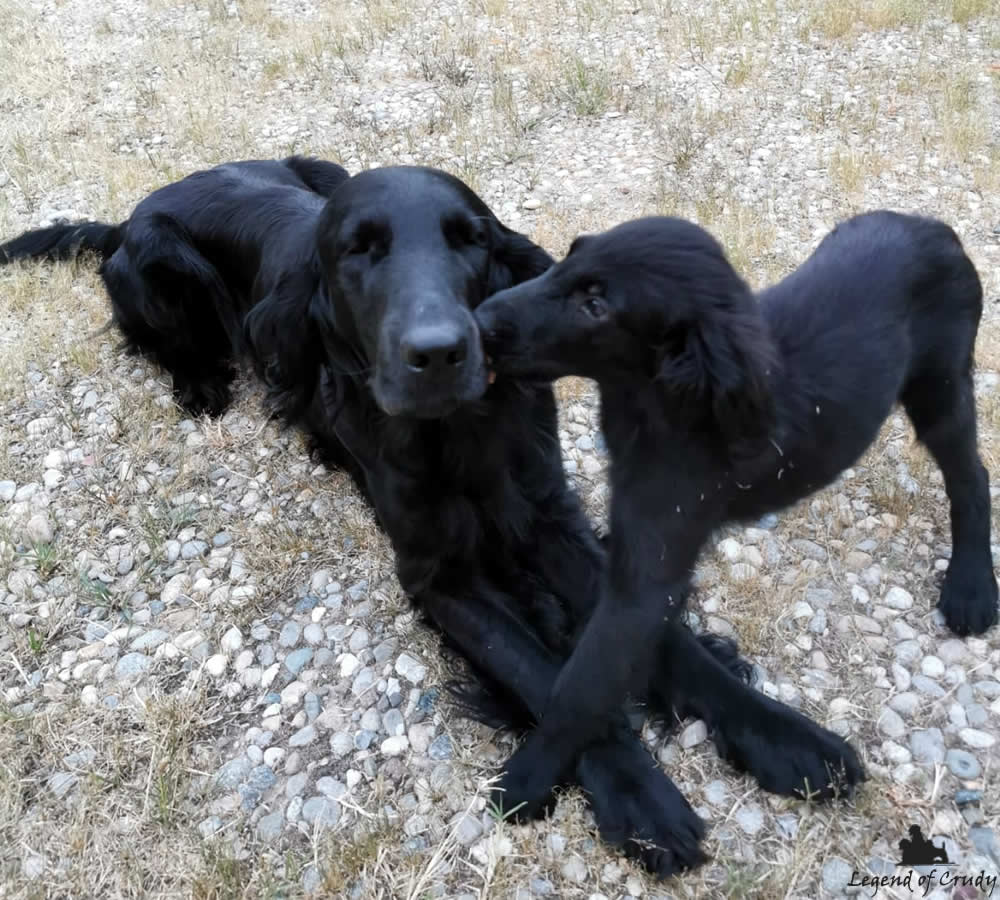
left=0, top=220, right=123, bottom=265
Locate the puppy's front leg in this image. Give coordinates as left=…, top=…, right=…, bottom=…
left=420, top=574, right=706, bottom=878
left=492, top=570, right=686, bottom=821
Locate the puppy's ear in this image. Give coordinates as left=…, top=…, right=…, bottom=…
left=487, top=220, right=554, bottom=294
left=657, top=300, right=775, bottom=458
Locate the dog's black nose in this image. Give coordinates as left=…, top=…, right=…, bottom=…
left=401, top=325, right=468, bottom=372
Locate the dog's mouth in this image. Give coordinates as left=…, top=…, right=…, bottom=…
left=371, top=364, right=491, bottom=419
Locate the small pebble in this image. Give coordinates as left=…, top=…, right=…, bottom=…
left=301, top=795, right=340, bottom=828
left=735, top=804, right=764, bottom=835
left=821, top=857, right=853, bottom=895
left=920, top=656, right=945, bottom=679
left=278, top=622, right=301, bottom=648
left=877, top=707, right=906, bottom=738
left=679, top=720, right=707, bottom=748
left=381, top=735, right=409, bottom=756
left=946, top=749, right=981, bottom=779
left=910, top=728, right=945, bottom=765
left=428, top=734, right=453, bottom=760
left=289, top=725, right=318, bottom=747
left=395, top=653, right=427, bottom=685
left=959, top=728, right=995, bottom=749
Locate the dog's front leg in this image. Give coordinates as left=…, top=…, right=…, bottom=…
left=655, top=625, right=866, bottom=801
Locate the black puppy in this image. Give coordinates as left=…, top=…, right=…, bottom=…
left=2, top=164, right=743, bottom=876
left=475, top=210, right=996, bottom=820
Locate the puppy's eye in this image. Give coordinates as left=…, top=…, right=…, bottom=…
left=348, top=239, right=371, bottom=256
left=585, top=282, right=603, bottom=296
left=582, top=296, right=607, bottom=319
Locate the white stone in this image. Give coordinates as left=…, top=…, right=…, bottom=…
left=395, top=653, right=427, bottom=685
left=921, top=656, right=945, bottom=679
left=381, top=735, right=409, bottom=756
left=339, top=653, right=361, bottom=678
left=220, top=626, right=243, bottom=654
left=264, top=747, right=286, bottom=768
left=717, top=538, right=743, bottom=562
left=959, top=728, right=996, bottom=749
left=884, top=586, right=914, bottom=610
left=679, top=720, right=707, bottom=748
left=205, top=654, right=228, bottom=677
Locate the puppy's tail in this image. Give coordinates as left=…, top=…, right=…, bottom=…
left=0, top=220, right=123, bottom=265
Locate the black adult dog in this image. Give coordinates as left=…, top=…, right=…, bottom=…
left=474, top=209, right=995, bottom=821
left=2, top=161, right=758, bottom=877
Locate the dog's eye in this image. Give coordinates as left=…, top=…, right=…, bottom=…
left=585, top=282, right=603, bottom=296
left=345, top=224, right=387, bottom=257
left=446, top=218, right=489, bottom=250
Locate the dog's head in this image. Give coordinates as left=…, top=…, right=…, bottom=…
left=246, top=165, right=551, bottom=421
left=308, top=165, right=551, bottom=419
left=474, top=216, right=776, bottom=451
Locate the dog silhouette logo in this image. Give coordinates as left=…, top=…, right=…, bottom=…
left=898, top=825, right=952, bottom=867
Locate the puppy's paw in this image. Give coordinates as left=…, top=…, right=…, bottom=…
left=938, top=563, right=998, bottom=637
left=714, top=698, right=865, bottom=802
left=577, top=738, right=706, bottom=879
left=491, top=737, right=564, bottom=824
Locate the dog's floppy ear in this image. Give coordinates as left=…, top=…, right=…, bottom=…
left=656, top=294, right=775, bottom=459
left=486, top=219, right=554, bottom=294
left=244, top=265, right=325, bottom=419
left=243, top=255, right=368, bottom=424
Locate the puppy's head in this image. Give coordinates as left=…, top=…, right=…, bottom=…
left=309, top=166, right=551, bottom=419
left=474, top=216, right=776, bottom=450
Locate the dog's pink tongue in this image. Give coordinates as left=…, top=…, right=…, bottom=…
left=486, top=355, right=497, bottom=383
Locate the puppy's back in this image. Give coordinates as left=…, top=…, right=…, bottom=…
left=758, top=211, right=979, bottom=336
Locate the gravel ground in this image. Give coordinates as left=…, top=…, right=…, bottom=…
left=1, top=0, right=1000, bottom=897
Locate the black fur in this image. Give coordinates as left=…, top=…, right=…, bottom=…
left=0, top=220, right=123, bottom=262
left=474, top=210, right=997, bottom=821
left=1, top=156, right=352, bottom=417
left=1, top=162, right=750, bottom=878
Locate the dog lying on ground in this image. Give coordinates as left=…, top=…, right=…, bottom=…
left=474, top=209, right=996, bottom=822
left=2, top=162, right=756, bottom=876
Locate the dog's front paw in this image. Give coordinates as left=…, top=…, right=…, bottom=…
left=176, top=376, right=232, bottom=418
left=491, top=736, right=564, bottom=823
left=577, top=737, right=706, bottom=879
left=938, top=563, right=998, bottom=637
left=715, top=698, right=865, bottom=801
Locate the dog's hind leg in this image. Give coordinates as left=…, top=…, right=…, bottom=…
left=902, top=369, right=998, bottom=635
left=100, top=214, right=240, bottom=418
left=283, top=156, right=350, bottom=197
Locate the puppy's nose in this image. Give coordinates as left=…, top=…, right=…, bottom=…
left=401, top=324, right=468, bottom=372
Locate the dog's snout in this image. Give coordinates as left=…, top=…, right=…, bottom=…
left=401, top=324, right=469, bottom=372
